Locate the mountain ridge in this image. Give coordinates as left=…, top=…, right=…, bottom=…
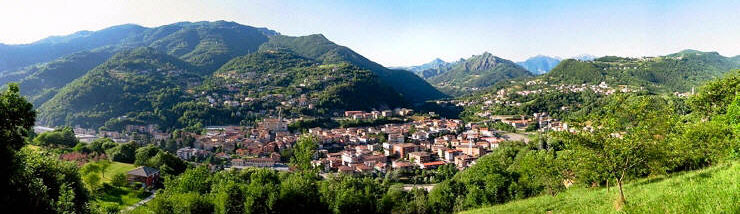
left=516, top=55, right=561, bottom=75
left=428, top=52, right=533, bottom=96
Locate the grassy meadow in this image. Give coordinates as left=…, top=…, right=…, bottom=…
left=462, top=161, right=740, bottom=214
left=84, top=160, right=151, bottom=211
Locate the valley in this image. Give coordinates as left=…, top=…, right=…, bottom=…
left=1, top=13, right=739, bottom=214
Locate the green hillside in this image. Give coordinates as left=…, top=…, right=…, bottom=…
left=544, top=50, right=740, bottom=92
left=143, top=21, right=276, bottom=72
left=260, top=34, right=448, bottom=102
left=0, top=21, right=276, bottom=74
left=462, top=161, right=740, bottom=214
left=13, top=50, right=114, bottom=106
left=36, top=48, right=409, bottom=130
left=428, top=52, right=532, bottom=96
left=0, top=24, right=146, bottom=73
left=37, top=47, right=200, bottom=128
left=198, top=49, right=406, bottom=115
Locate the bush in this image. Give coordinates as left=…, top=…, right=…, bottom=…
left=112, top=173, right=128, bottom=187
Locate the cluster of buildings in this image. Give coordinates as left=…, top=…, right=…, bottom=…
left=343, top=108, right=414, bottom=120
left=161, top=113, right=518, bottom=176
left=453, top=80, right=643, bottom=124
left=34, top=124, right=169, bottom=144
left=308, top=117, right=518, bottom=175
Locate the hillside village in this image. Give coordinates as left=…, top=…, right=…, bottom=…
left=36, top=107, right=551, bottom=178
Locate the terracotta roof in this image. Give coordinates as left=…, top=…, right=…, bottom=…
left=423, top=161, right=446, bottom=166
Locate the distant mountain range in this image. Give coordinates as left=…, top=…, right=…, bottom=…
left=426, top=52, right=532, bottom=96
left=516, top=55, right=561, bottom=75
left=399, top=54, right=599, bottom=78
left=570, top=54, right=597, bottom=61
left=392, top=58, right=460, bottom=78
left=0, top=21, right=446, bottom=129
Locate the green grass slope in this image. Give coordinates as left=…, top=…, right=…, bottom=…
left=461, top=161, right=740, bottom=214
left=84, top=161, right=150, bottom=211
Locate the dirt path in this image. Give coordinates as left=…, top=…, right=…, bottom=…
left=124, top=190, right=156, bottom=212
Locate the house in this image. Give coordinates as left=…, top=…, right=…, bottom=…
left=391, top=161, right=414, bottom=170
left=344, top=111, right=365, bottom=117
left=420, top=161, right=446, bottom=169
left=506, top=120, right=529, bottom=129
left=411, top=131, right=429, bottom=140
left=338, top=165, right=355, bottom=174
left=397, top=108, right=414, bottom=116
left=457, top=144, right=485, bottom=157
left=388, top=133, right=404, bottom=144
left=407, top=151, right=431, bottom=164
left=127, top=166, right=160, bottom=187
left=392, top=143, right=418, bottom=158
left=355, top=164, right=373, bottom=174
left=259, top=118, right=288, bottom=132
left=454, top=155, right=474, bottom=168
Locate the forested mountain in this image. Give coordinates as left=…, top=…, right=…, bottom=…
left=516, top=55, right=561, bottom=75
left=544, top=50, right=740, bottom=92
left=428, top=52, right=532, bottom=96
left=732, top=55, right=740, bottom=64
left=0, top=24, right=146, bottom=73
left=36, top=47, right=409, bottom=129
left=0, top=21, right=448, bottom=129
left=0, top=21, right=278, bottom=106
left=259, top=34, right=447, bottom=102
left=37, top=47, right=200, bottom=128
left=142, top=21, right=277, bottom=71
left=11, top=50, right=115, bottom=106
left=0, top=21, right=278, bottom=75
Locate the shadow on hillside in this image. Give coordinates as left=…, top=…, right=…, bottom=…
left=632, top=176, right=667, bottom=187
left=632, top=163, right=731, bottom=187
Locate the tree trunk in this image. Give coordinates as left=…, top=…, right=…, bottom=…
left=606, top=179, right=609, bottom=193
left=617, top=178, right=626, bottom=204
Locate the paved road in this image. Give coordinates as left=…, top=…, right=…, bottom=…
left=125, top=190, right=156, bottom=212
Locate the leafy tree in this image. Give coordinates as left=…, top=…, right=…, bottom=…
left=167, top=166, right=212, bottom=194
left=111, top=172, right=128, bottom=187
left=148, top=151, right=188, bottom=175
left=2, top=84, right=89, bottom=213
left=88, top=137, right=117, bottom=154
left=82, top=171, right=102, bottom=193
left=435, top=164, right=458, bottom=182
left=688, top=70, right=740, bottom=116
left=563, top=95, right=673, bottom=206
left=276, top=172, right=326, bottom=214
left=291, top=134, right=319, bottom=171
left=244, top=169, right=281, bottom=214
left=213, top=181, right=246, bottom=214
left=135, top=144, right=161, bottom=166
left=107, top=141, right=137, bottom=163
left=428, top=179, right=465, bottom=213
left=33, top=126, right=78, bottom=147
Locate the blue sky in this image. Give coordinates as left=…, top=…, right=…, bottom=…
left=1, top=0, right=739, bottom=66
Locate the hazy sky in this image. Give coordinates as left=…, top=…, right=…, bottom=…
left=2, top=0, right=739, bottom=66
